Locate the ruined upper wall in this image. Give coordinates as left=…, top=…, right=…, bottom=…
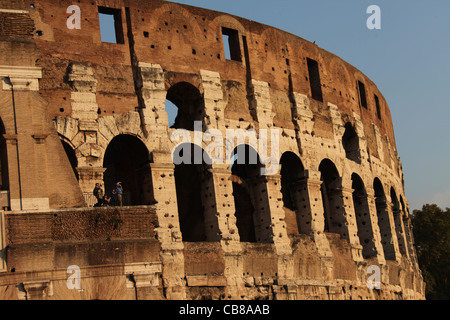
left=0, top=0, right=396, bottom=149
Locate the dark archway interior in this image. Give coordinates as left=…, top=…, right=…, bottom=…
left=374, top=178, right=395, bottom=260
left=103, top=135, right=154, bottom=206
left=61, top=140, right=79, bottom=181
left=319, top=159, right=341, bottom=233
left=352, top=173, right=376, bottom=258
left=166, top=82, right=205, bottom=131
left=173, top=143, right=212, bottom=242
left=280, top=152, right=305, bottom=211
left=342, top=122, right=361, bottom=164
left=231, top=145, right=265, bottom=243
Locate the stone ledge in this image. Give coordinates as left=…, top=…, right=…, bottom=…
left=186, top=275, right=227, bottom=287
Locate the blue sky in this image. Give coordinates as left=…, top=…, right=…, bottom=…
left=103, top=1, right=450, bottom=211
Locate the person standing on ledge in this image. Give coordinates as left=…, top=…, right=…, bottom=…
left=115, top=182, right=123, bottom=206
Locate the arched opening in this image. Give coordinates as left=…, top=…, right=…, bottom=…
left=374, top=178, right=395, bottom=260
left=173, top=143, right=217, bottom=242
left=342, top=122, right=361, bottom=163
left=280, top=152, right=305, bottom=210
left=231, top=145, right=272, bottom=243
left=280, top=152, right=306, bottom=235
left=166, top=82, right=205, bottom=131
left=61, top=140, right=79, bottom=181
left=351, top=173, right=377, bottom=258
left=103, top=135, right=154, bottom=206
left=319, top=159, right=346, bottom=237
left=391, top=187, right=407, bottom=256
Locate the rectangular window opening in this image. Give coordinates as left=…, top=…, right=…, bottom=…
left=358, top=80, right=368, bottom=109
left=98, top=6, right=124, bottom=44
left=374, top=94, right=381, bottom=120
left=222, top=27, right=241, bottom=62
left=307, top=58, right=323, bottom=102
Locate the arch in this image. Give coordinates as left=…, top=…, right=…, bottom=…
left=166, top=82, right=205, bottom=131
left=279, top=152, right=306, bottom=235
left=342, top=122, right=361, bottom=163
left=373, top=178, right=395, bottom=260
left=103, top=134, right=154, bottom=206
left=231, top=144, right=271, bottom=243
left=0, top=118, right=9, bottom=191
left=60, top=139, right=79, bottom=181
left=351, top=173, right=377, bottom=258
left=280, top=152, right=305, bottom=210
left=173, top=143, right=218, bottom=242
left=319, top=159, right=345, bottom=235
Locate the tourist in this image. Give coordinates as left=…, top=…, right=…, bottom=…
left=115, top=182, right=123, bottom=206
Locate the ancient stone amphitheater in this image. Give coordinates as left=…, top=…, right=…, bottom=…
left=0, top=0, right=425, bottom=300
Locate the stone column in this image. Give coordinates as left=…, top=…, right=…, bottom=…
left=392, top=207, right=410, bottom=260
left=125, top=262, right=162, bottom=300
left=403, top=216, right=418, bottom=266
left=303, top=170, right=333, bottom=279
left=265, top=174, right=293, bottom=280
left=265, top=175, right=292, bottom=254
left=210, top=166, right=241, bottom=247
left=209, top=165, right=245, bottom=299
left=200, top=70, right=226, bottom=130
left=150, top=162, right=185, bottom=300
left=22, top=281, right=52, bottom=300
left=138, top=63, right=168, bottom=136
left=339, top=186, right=364, bottom=262
left=68, top=64, right=104, bottom=199
left=249, top=79, right=275, bottom=129
left=384, top=198, right=402, bottom=263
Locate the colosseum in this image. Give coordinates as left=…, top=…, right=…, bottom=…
left=0, top=0, right=425, bottom=300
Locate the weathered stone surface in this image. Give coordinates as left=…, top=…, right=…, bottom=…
left=0, top=0, right=424, bottom=300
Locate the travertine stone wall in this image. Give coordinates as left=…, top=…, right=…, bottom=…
left=0, top=0, right=424, bottom=300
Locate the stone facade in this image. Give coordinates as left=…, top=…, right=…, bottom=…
left=0, top=0, right=424, bottom=300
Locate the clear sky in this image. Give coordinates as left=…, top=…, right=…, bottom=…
left=100, top=0, right=450, bottom=211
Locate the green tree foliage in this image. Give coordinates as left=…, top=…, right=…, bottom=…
left=411, top=204, right=450, bottom=300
